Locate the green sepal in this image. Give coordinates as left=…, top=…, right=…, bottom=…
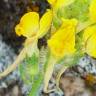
left=57, top=50, right=84, bottom=68
left=19, top=53, right=39, bottom=84
left=25, top=53, right=39, bottom=76
left=53, top=15, right=61, bottom=29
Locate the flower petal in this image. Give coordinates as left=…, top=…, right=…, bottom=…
left=47, top=0, right=56, bottom=5
left=15, top=12, right=39, bottom=38
left=38, top=9, right=53, bottom=38
left=55, top=0, right=75, bottom=9
left=48, top=19, right=78, bottom=59
left=83, top=25, right=96, bottom=43
left=89, top=0, right=96, bottom=22
left=83, top=25, right=96, bottom=58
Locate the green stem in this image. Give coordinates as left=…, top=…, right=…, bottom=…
left=29, top=73, right=43, bottom=96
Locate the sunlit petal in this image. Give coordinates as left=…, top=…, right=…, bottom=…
left=15, top=12, right=39, bottom=38
left=38, top=9, right=53, bottom=38
left=48, top=19, right=78, bottom=59
left=83, top=25, right=96, bottom=58
left=89, top=0, right=96, bottom=21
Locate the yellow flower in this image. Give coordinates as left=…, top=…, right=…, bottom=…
left=15, top=12, right=39, bottom=38
left=38, top=10, right=53, bottom=38
left=15, top=9, right=53, bottom=38
left=47, top=0, right=56, bottom=5
left=48, top=18, right=78, bottom=59
left=83, top=25, right=96, bottom=58
left=48, top=0, right=75, bottom=11
left=89, top=0, right=96, bottom=22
